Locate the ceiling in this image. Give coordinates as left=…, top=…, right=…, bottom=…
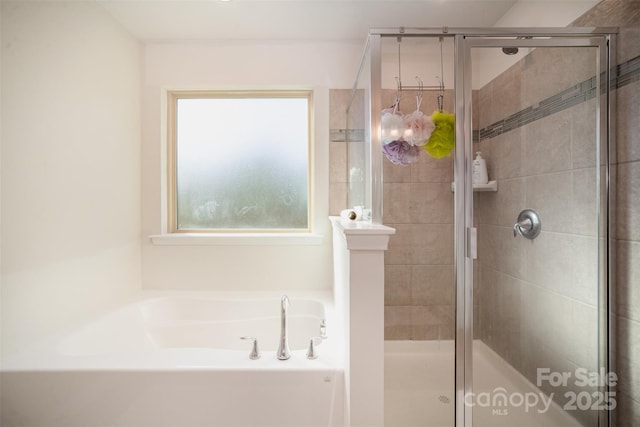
left=96, top=0, right=601, bottom=42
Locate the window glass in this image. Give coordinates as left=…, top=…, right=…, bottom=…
left=170, top=92, right=311, bottom=231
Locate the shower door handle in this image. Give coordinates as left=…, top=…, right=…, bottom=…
left=467, top=227, right=477, bottom=259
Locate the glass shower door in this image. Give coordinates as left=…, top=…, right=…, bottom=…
left=457, top=34, right=613, bottom=427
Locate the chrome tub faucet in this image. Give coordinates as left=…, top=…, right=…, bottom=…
left=277, top=295, right=291, bottom=360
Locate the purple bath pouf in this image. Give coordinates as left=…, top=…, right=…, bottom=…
left=382, top=139, right=420, bottom=165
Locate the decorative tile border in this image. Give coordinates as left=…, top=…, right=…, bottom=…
left=616, top=53, right=640, bottom=88
left=477, top=54, right=640, bottom=142
left=330, top=128, right=365, bottom=142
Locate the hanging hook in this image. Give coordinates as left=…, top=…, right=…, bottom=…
left=415, top=76, right=423, bottom=111
left=436, top=76, right=444, bottom=112
left=392, top=35, right=403, bottom=114
left=437, top=88, right=444, bottom=112
left=393, top=76, right=403, bottom=114
left=437, top=36, right=445, bottom=112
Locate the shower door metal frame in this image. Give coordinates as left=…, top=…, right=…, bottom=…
left=362, top=26, right=616, bottom=427
left=457, top=32, right=615, bottom=427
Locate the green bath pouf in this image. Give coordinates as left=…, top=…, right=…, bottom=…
left=424, top=111, right=455, bottom=159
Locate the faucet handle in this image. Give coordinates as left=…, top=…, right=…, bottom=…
left=513, top=209, right=541, bottom=240
left=307, top=336, right=321, bottom=360
left=240, top=336, right=261, bottom=360
left=319, top=319, right=328, bottom=339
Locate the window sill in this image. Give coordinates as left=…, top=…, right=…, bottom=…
left=149, top=233, right=324, bottom=246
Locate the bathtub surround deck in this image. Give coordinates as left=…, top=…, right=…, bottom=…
left=2, top=371, right=344, bottom=427
left=1, top=291, right=343, bottom=427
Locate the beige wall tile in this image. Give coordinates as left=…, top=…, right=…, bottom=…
left=411, top=305, right=454, bottom=340
left=492, top=226, right=525, bottom=279
left=616, top=160, right=640, bottom=241
left=495, top=177, right=524, bottom=228
left=383, top=155, right=412, bottom=183
left=385, top=306, right=412, bottom=340
left=410, top=223, right=454, bottom=265
left=477, top=224, right=498, bottom=269
left=520, top=284, right=575, bottom=371
left=569, top=235, right=599, bottom=307
left=572, top=167, right=599, bottom=237
left=409, top=182, right=453, bottom=224
left=410, top=154, right=453, bottom=183
left=329, top=140, right=347, bottom=183
left=475, top=190, right=498, bottom=227
left=329, top=89, right=348, bottom=130
left=524, top=171, right=574, bottom=233
left=616, top=391, right=640, bottom=427
left=617, top=80, right=640, bottom=164
left=385, top=265, right=412, bottom=306
left=346, top=139, right=368, bottom=201
left=477, top=81, right=493, bottom=129
left=493, top=127, right=523, bottom=180
left=617, top=316, right=640, bottom=402
left=523, top=109, right=572, bottom=175
left=522, top=47, right=597, bottom=108
left=346, top=89, right=365, bottom=130
left=385, top=224, right=413, bottom=265
left=491, top=60, right=524, bottom=121
left=328, top=182, right=347, bottom=216
left=617, top=240, right=640, bottom=322
left=383, top=183, right=412, bottom=223
left=570, top=301, right=598, bottom=371
left=522, top=232, right=597, bottom=306
left=570, top=97, right=598, bottom=169
left=619, top=24, right=640, bottom=64
left=410, top=323, right=440, bottom=340
left=477, top=266, right=497, bottom=335
left=572, top=0, right=640, bottom=63
left=411, top=265, right=454, bottom=306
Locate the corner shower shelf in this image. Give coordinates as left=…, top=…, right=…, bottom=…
left=450, top=180, right=498, bottom=192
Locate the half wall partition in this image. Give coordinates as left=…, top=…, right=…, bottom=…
left=346, top=27, right=616, bottom=427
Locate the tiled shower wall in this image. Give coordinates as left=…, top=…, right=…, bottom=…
left=473, top=45, right=603, bottom=427
left=329, top=88, right=456, bottom=340
left=571, top=1, right=640, bottom=425
left=381, top=89, right=456, bottom=340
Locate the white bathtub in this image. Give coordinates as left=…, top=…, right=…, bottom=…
left=1, top=291, right=345, bottom=427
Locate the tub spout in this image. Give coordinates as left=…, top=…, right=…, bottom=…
left=277, top=295, right=291, bottom=360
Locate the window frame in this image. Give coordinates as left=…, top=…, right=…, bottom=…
left=166, top=89, right=313, bottom=234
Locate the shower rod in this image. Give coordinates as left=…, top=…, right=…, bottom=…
left=395, top=85, right=447, bottom=91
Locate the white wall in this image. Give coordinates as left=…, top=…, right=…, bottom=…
left=1, top=1, right=142, bottom=356
left=141, top=40, right=363, bottom=291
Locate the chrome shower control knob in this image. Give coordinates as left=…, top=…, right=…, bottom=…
left=513, top=209, right=541, bottom=240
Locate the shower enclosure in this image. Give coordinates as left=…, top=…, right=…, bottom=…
left=346, top=28, right=615, bottom=427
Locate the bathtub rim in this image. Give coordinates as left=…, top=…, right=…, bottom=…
left=1, top=290, right=342, bottom=372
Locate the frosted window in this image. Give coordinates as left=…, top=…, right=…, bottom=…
left=172, top=93, right=310, bottom=231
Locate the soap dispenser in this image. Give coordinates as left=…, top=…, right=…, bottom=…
left=472, top=152, right=489, bottom=185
